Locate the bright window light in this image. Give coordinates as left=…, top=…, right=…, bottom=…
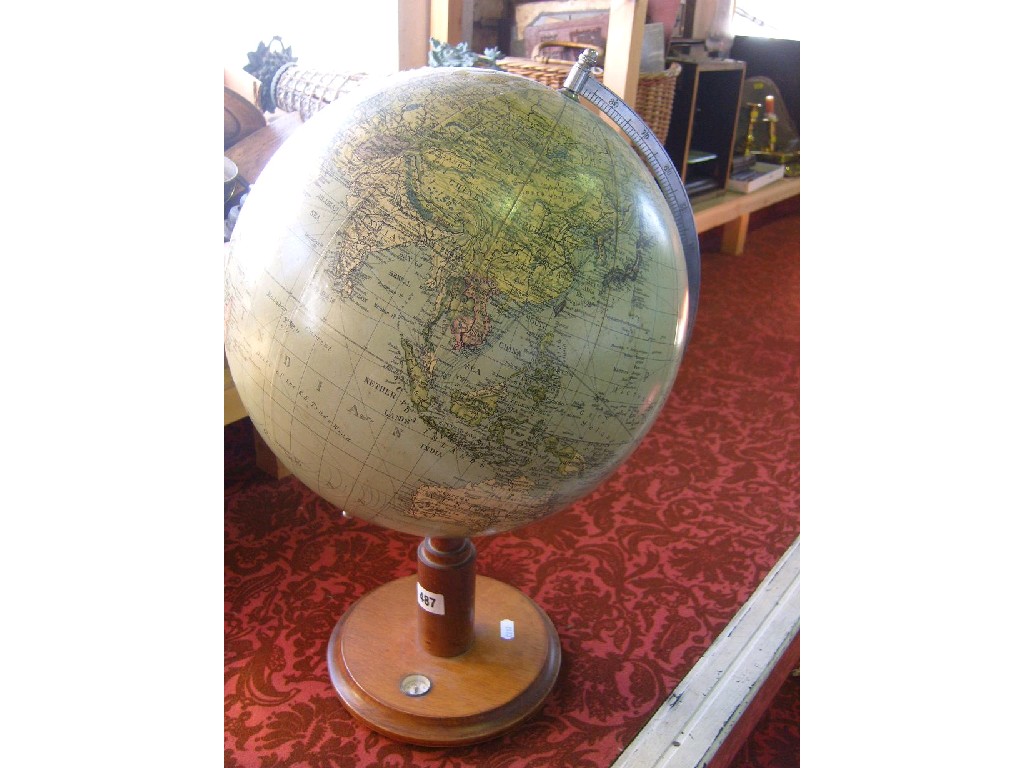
left=223, top=4, right=400, bottom=74
left=732, top=2, right=801, bottom=40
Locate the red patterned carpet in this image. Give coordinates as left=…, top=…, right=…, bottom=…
left=225, top=206, right=800, bottom=767
left=727, top=668, right=800, bottom=768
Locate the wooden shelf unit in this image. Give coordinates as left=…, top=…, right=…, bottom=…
left=663, top=59, right=746, bottom=200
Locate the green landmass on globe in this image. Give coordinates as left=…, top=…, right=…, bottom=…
left=224, top=66, right=691, bottom=538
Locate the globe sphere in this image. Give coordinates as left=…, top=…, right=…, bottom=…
left=224, top=66, right=692, bottom=538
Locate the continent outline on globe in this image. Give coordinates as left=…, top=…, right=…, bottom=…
left=225, top=66, right=691, bottom=538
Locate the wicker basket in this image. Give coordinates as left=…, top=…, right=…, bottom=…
left=500, top=42, right=680, bottom=145
left=271, top=65, right=373, bottom=121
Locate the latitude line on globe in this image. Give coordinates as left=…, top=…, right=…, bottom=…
left=268, top=210, right=380, bottom=474
left=306, top=200, right=458, bottom=517
left=544, top=119, right=636, bottom=445
left=301, top=93, right=480, bottom=510
left=414, top=88, right=579, bottom=485
left=288, top=140, right=450, bottom=517
left=330, top=246, right=452, bottom=518
left=315, top=297, right=412, bottom=522
left=322, top=84, right=578, bottom=514
left=255, top=258, right=318, bottom=462
left=466, top=95, right=570, bottom=277
left=281, top=189, right=444, bottom=508
left=282, top=229, right=353, bottom=465
left=250, top=209, right=407, bottom=514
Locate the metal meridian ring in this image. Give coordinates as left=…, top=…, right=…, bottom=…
left=560, top=50, right=700, bottom=348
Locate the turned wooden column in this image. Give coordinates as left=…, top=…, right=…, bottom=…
left=328, top=534, right=560, bottom=745
left=416, top=537, right=476, bottom=657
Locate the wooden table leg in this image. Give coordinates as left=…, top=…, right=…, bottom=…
left=252, top=428, right=291, bottom=479
left=722, top=212, right=750, bottom=255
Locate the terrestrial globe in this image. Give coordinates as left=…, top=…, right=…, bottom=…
left=224, top=63, right=698, bottom=746
left=224, top=66, right=693, bottom=538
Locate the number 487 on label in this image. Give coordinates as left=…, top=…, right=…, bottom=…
left=416, top=582, right=446, bottom=615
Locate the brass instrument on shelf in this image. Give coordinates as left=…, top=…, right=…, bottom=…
left=734, top=77, right=799, bottom=178
left=764, top=94, right=777, bottom=154
left=742, top=101, right=760, bottom=157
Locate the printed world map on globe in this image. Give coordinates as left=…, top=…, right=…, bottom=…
left=224, top=67, right=691, bottom=538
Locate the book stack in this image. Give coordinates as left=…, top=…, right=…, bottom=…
left=727, top=157, right=784, bottom=193
left=730, top=154, right=756, bottom=176
left=684, top=178, right=720, bottom=197
left=683, top=149, right=720, bottom=198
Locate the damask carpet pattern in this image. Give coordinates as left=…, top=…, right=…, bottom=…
left=225, top=210, right=800, bottom=767
left=727, top=670, right=800, bottom=768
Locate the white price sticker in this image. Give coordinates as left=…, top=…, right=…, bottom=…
left=416, top=582, right=446, bottom=615
left=500, top=619, right=515, bottom=640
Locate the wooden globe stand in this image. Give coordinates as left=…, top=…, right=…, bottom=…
left=327, top=537, right=561, bottom=746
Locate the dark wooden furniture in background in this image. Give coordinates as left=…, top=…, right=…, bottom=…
left=663, top=59, right=746, bottom=200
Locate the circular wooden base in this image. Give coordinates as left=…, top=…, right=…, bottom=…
left=328, top=574, right=561, bottom=746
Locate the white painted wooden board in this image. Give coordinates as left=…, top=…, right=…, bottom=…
left=612, top=537, right=800, bottom=768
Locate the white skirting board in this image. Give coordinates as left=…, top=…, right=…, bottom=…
left=612, top=537, right=800, bottom=768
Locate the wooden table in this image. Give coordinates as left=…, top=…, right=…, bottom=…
left=692, top=177, right=801, bottom=255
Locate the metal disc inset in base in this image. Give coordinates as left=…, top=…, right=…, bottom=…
left=327, top=574, right=561, bottom=747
